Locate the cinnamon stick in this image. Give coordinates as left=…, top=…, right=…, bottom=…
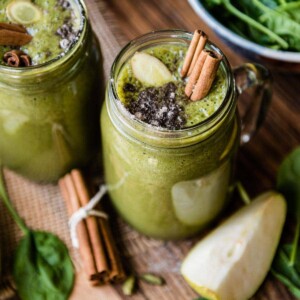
left=187, top=31, right=207, bottom=76
left=4, top=50, right=31, bottom=67
left=185, top=49, right=209, bottom=98
left=0, top=29, right=32, bottom=46
left=59, top=174, right=98, bottom=282
left=70, top=170, right=109, bottom=283
left=180, top=29, right=202, bottom=77
left=190, top=50, right=222, bottom=101
left=0, top=22, right=27, bottom=33
left=99, top=218, right=126, bottom=283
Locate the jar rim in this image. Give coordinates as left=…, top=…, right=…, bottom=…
left=108, top=29, right=236, bottom=147
left=0, top=0, right=87, bottom=75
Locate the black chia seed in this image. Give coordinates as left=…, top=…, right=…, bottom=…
left=123, top=83, right=136, bottom=93
left=56, top=2, right=78, bottom=50
left=127, top=82, right=187, bottom=130
left=57, top=0, right=71, bottom=9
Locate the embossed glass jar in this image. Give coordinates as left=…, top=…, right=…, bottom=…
left=101, top=30, right=271, bottom=239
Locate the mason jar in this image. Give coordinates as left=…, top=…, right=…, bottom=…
left=0, top=0, right=102, bottom=182
left=101, top=30, right=271, bottom=240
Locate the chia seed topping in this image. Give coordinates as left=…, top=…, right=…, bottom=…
left=57, top=0, right=71, bottom=9
left=56, top=1, right=78, bottom=50
left=127, top=82, right=187, bottom=130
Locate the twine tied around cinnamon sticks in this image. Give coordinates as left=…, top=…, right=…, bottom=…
left=59, top=170, right=126, bottom=285
left=181, top=29, right=222, bottom=101
left=68, top=185, right=108, bottom=248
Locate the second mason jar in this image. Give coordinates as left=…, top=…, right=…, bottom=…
left=101, top=30, right=270, bottom=239
left=0, top=0, right=102, bottom=182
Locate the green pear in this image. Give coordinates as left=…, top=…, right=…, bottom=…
left=131, top=52, right=173, bottom=87
left=181, top=191, right=286, bottom=300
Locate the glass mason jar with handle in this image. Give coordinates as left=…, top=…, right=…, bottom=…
left=101, top=30, right=271, bottom=240
left=0, top=0, right=102, bottom=182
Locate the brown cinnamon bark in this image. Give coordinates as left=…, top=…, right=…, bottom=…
left=0, top=22, right=27, bottom=33
left=0, top=29, right=32, bottom=46
left=99, top=218, right=126, bottom=283
left=185, top=49, right=209, bottom=97
left=190, top=50, right=222, bottom=101
left=70, top=170, right=109, bottom=283
left=180, top=29, right=201, bottom=78
left=4, top=50, right=31, bottom=67
left=59, top=174, right=98, bottom=282
left=187, top=31, right=207, bottom=76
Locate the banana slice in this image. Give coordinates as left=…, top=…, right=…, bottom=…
left=131, top=52, right=173, bottom=87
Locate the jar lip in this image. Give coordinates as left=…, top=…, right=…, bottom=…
left=0, top=0, right=87, bottom=74
left=110, top=29, right=234, bottom=136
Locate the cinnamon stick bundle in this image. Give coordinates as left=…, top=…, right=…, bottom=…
left=182, top=29, right=222, bottom=101
left=59, top=170, right=126, bottom=285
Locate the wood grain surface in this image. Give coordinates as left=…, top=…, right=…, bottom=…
left=98, top=0, right=300, bottom=299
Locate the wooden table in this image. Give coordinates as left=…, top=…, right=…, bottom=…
left=83, top=0, right=300, bottom=299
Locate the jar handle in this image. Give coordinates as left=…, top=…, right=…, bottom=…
left=233, top=63, right=272, bottom=145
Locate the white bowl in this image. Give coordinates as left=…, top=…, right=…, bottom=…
left=188, top=0, right=300, bottom=72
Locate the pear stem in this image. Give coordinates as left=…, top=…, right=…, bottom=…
left=289, top=218, right=300, bottom=266
left=236, top=182, right=251, bottom=205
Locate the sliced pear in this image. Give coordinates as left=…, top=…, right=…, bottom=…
left=131, top=52, right=173, bottom=87
left=181, top=191, right=286, bottom=300
left=6, top=0, right=42, bottom=25
left=172, top=162, right=230, bottom=227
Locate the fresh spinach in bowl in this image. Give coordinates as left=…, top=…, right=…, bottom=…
left=201, top=0, right=300, bottom=51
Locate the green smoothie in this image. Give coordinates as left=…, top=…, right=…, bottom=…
left=0, top=0, right=102, bottom=182
left=102, top=31, right=239, bottom=239
left=0, top=0, right=82, bottom=65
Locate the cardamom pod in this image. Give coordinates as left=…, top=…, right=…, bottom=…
left=122, top=275, right=136, bottom=296
left=140, top=273, right=165, bottom=285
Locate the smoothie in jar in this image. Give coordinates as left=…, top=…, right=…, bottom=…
left=102, top=30, right=239, bottom=239
left=0, top=0, right=102, bottom=182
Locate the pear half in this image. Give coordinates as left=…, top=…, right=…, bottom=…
left=181, top=191, right=286, bottom=300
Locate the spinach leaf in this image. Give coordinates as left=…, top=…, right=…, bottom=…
left=277, top=147, right=300, bottom=216
left=277, top=147, right=300, bottom=266
left=0, top=168, right=74, bottom=300
left=272, top=147, right=300, bottom=297
left=272, top=244, right=300, bottom=298
left=13, top=231, right=74, bottom=300
left=201, top=0, right=300, bottom=50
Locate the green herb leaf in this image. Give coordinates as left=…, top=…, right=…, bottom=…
left=277, top=147, right=300, bottom=216
left=13, top=230, right=74, bottom=300
left=201, top=0, right=300, bottom=50
left=272, top=244, right=300, bottom=298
